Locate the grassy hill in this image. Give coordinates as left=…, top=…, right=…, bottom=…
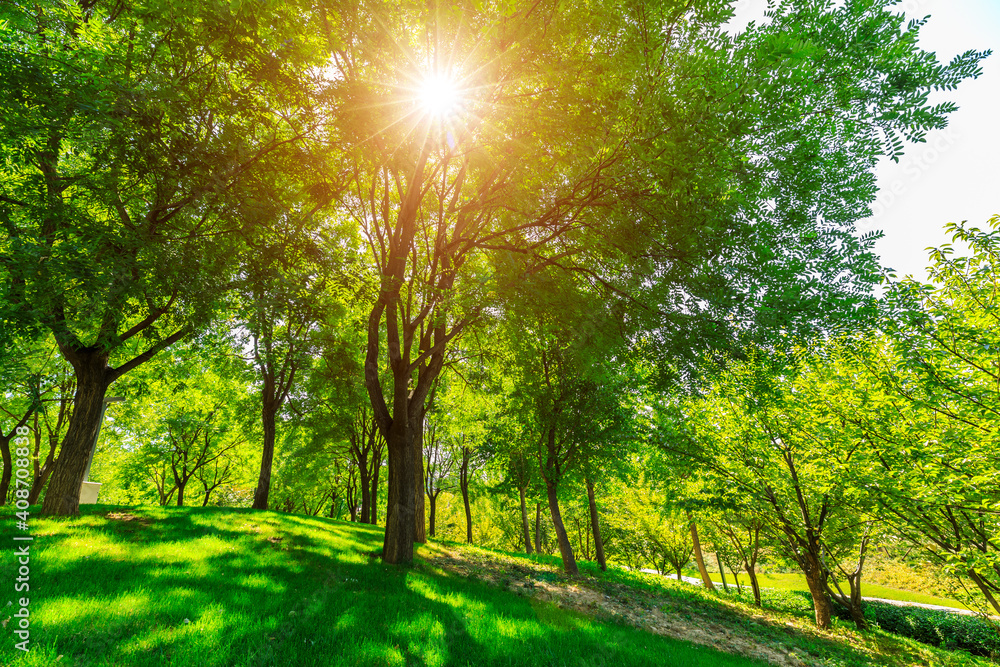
left=0, top=505, right=992, bottom=666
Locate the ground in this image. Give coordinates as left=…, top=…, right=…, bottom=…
left=0, top=505, right=994, bottom=667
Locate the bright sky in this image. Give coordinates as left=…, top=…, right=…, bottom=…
left=731, top=0, right=1000, bottom=281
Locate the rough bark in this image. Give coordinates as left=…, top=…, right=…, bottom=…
left=519, top=485, right=533, bottom=554
left=41, top=348, right=112, bottom=516
left=803, top=557, right=834, bottom=629
left=687, top=512, right=716, bottom=591
left=585, top=478, right=606, bottom=571
left=381, top=414, right=417, bottom=563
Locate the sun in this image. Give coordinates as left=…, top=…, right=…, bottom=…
left=417, top=74, right=461, bottom=118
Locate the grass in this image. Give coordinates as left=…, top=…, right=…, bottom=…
left=423, top=543, right=998, bottom=667
left=0, top=504, right=766, bottom=667
left=706, top=572, right=971, bottom=610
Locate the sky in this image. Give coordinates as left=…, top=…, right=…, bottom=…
left=731, top=0, right=1000, bottom=281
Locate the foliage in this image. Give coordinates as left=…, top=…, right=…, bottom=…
left=845, top=602, right=1000, bottom=658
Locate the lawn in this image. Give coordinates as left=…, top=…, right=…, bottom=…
left=0, top=505, right=765, bottom=667
left=702, top=571, right=970, bottom=610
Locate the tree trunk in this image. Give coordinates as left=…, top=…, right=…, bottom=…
left=0, top=433, right=12, bottom=506
left=382, top=415, right=417, bottom=564
left=585, top=479, right=606, bottom=571
left=534, top=502, right=541, bottom=554
left=27, top=429, right=56, bottom=505
left=41, top=349, right=111, bottom=516
left=730, top=564, right=743, bottom=593
left=544, top=477, right=578, bottom=574
left=575, top=516, right=586, bottom=559
left=414, top=420, right=426, bottom=543
left=176, top=482, right=185, bottom=507
left=687, top=513, right=716, bottom=591
left=968, top=568, right=1000, bottom=616
left=803, top=555, right=834, bottom=629
left=371, top=448, right=381, bottom=525
left=428, top=492, right=437, bottom=537
left=716, top=553, right=729, bottom=592
left=746, top=563, right=762, bottom=607
left=460, top=446, right=472, bottom=544
left=519, top=485, right=533, bottom=554
left=252, top=393, right=278, bottom=510
left=358, top=454, right=371, bottom=524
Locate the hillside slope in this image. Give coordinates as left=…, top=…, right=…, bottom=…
left=0, top=506, right=991, bottom=666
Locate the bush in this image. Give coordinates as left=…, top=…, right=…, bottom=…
left=850, top=601, right=1000, bottom=657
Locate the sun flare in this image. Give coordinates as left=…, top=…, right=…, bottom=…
left=417, top=74, right=461, bottom=118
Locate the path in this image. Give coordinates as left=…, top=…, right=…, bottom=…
left=642, top=570, right=976, bottom=615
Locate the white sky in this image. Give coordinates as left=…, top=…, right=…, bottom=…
left=731, top=0, right=1000, bottom=281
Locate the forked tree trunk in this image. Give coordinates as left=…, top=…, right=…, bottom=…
left=41, top=349, right=111, bottom=516
left=519, top=486, right=533, bottom=554
left=585, top=478, right=606, bottom=571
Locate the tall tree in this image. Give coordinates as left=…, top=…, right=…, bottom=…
left=0, top=0, right=327, bottom=515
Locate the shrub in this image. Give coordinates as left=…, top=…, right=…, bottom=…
left=846, top=601, right=1000, bottom=657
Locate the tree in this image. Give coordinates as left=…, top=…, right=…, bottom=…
left=0, top=0, right=327, bottom=515
left=837, top=218, right=1000, bottom=615
left=673, top=352, right=882, bottom=629
left=104, top=342, right=250, bottom=507
left=328, top=0, right=748, bottom=565
left=422, top=420, right=455, bottom=538
left=709, top=502, right=770, bottom=607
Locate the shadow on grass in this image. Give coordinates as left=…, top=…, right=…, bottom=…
left=0, top=505, right=766, bottom=667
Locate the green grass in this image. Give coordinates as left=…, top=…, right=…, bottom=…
left=707, top=572, right=970, bottom=610
left=427, top=543, right=997, bottom=667
left=0, top=505, right=765, bottom=667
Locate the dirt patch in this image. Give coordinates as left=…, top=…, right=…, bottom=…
left=421, top=547, right=845, bottom=667
left=104, top=511, right=149, bottom=524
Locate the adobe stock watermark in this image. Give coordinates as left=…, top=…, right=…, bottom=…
left=862, top=127, right=961, bottom=232
left=9, top=424, right=33, bottom=653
